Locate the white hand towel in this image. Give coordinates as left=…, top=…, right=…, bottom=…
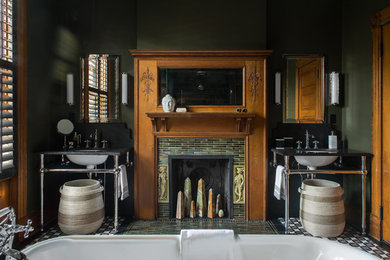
left=118, top=165, right=129, bottom=200
left=180, top=229, right=235, bottom=260
left=274, top=165, right=286, bottom=200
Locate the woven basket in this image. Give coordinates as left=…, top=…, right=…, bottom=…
left=299, top=179, right=345, bottom=237
left=58, top=179, right=104, bottom=235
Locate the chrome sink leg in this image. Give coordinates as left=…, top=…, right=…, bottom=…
left=40, top=154, right=45, bottom=231
left=113, top=155, right=119, bottom=233
left=284, top=155, right=290, bottom=234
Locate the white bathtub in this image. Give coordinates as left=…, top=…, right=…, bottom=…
left=23, top=234, right=379, bottom=260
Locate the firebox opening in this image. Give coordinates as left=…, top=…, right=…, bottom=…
left=168, top=155, right=233, bottom=219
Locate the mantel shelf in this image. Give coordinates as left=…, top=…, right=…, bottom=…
left=146, top=112, right=256, bottom=134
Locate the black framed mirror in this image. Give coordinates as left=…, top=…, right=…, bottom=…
left=80, top=54, right=120, bottom=123
left=283, top=55, right=325, bottom=123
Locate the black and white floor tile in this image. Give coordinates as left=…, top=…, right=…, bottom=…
left=276, top=217, right=390, bottom=260
left=28, top=217, right=127, bottom=245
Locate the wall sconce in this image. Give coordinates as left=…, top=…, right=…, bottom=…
left=329, top=72, right=339, bottom=105
left=275, top=72, right=281, bottom=105
left=122, top=72, right=128, bottom=105
left=66, top=73, right=74, bottom=105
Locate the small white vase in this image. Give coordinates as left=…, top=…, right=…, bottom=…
left=162, top=94, right=176, bottom=112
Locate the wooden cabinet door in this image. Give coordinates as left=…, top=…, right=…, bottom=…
left=382, top=21, right=390, bottom=243
left=295, top=58, right=322, bottom=123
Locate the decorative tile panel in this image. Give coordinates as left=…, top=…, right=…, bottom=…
left=158, top=165, right=169, bottom=203
left=233, top=166, right=245, bottom=204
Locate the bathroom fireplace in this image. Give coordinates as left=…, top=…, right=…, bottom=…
left=168, top=155, right=233, bottom=219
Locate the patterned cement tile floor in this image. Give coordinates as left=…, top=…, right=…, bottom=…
left=274, top=217, right=390, bottom=260
left=25, top=217, right=390, bottom=259
left=27, top=217, right=128, bottom=245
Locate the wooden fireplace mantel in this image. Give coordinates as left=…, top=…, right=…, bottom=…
left=132, top=49, right=270, bottom=220
left=146, top=112, right=256, bottom=135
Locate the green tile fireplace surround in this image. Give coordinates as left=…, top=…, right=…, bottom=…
left=157, top=138, right=245, bottom=219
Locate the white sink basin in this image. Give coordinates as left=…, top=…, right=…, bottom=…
left=294, top=152, right=338, bottom=170
left=301, top=149, right=338, bottom=154
left=66, top=150, right=108, bottom=168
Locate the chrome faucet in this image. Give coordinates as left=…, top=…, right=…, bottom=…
left=305, top=130, right=314, bottom=149
left=94, top=129, right=99, bottom=148
left=0, top=207, right=33, bottom=260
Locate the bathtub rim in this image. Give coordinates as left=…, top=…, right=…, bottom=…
left=22, top=234, right=379, bottom=259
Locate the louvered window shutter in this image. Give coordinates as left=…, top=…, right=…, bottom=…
left=0, top=0, right=15, bottom=174
left=1, top=68, right=13, bottom=171
left=87, top=54, right=108, bottom=123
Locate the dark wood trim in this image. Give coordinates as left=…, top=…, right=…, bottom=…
left=370, top=6, right=390, bottom=241
left=133, top=57, right=140, bottom=218
left=245, top=135, right=249, bottom=220
left=152, top=132, right=252, bottom=138
left=12, top=0, right=28, bottom=222
left=146, top=112, right=256, bottom=118
left=153, top=136, right=158, bottom=221
left=146, top=112, right=256, bottom=134
left=371, top=21, right=382, bottom=241
left=370, top=213, right=382, bottom=241
left=371, top=6, right=390, bottom=27
left=130, top=50, right=273, bottom=58
left=262, top=58, right=268, bottom=219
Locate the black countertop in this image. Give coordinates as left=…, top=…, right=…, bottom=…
left=271, top=148, right=372, bottom=157
left=41, top=147, right=131, bottom=156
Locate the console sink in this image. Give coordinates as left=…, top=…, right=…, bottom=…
left=66, top=150, right=109, bottom=168
left=294, top=151, right=338, bottom=170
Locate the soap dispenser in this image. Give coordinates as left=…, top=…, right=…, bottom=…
left=328, top=131, right=338, bottom=150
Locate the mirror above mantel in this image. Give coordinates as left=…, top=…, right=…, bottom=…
left=80, top=54, right=120, bottom=123
left=283, top=55, right=325, bottom=124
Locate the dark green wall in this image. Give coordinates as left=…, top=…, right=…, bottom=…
left=267, top=0, right=342, bottom=130
left=137, top=0, right=267, bottom=50
left=77, top=0, right=137, bottom=127
left=266, top=0, right=343, bottom=219
left=341, top=0, right=390, bottom=151
left=341, top=0, right=390, bottom=228
left=27, top=0, right=72, bottom=213
left=26, top=0, right=137, bottom=213
left=26, top=0, right=390, bottom=222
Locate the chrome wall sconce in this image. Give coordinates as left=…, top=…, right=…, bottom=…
left=275, top=72, right=281, bottom=105
left=122, top=72, right=128, bottom=105
left=66, top=73, right=74, bottom=106
left=329, top=71, right=339, bottom=105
